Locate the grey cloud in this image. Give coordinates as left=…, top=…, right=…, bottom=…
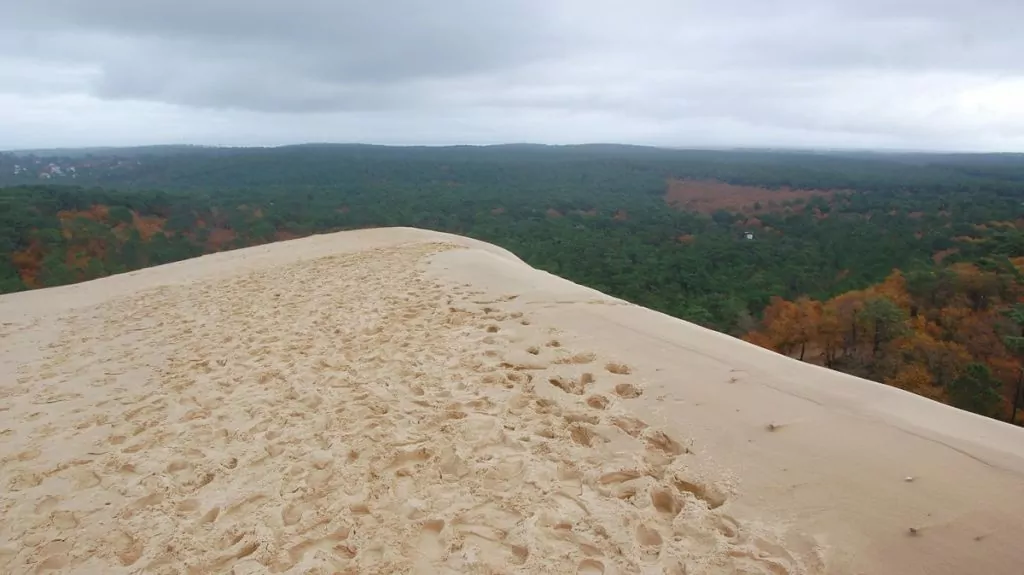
left=8, top=0, right=572, bottom=109
left=1, top=0, right=1023, bottom=150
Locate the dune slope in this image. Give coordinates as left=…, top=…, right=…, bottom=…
left=1, top=228, right=1023, bottom=575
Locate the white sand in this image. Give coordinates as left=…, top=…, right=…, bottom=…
left=1, top=228, right=1023, bottom=575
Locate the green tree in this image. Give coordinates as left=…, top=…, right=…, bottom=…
left=860, top=296, right=908, bottom=357
left=948, top=363, right=1002, bottom=417
left=38, top=252, right=75, bottom=286
left=1001, top=304, right=1024, bottom=424
left=108, top=206, right=134, bottom=225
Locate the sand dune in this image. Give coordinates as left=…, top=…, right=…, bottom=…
left=1, top=228, right=1023, bottom=575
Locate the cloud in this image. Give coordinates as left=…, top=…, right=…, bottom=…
left=5, top=0, right=571, bottom=110
left=1, top=0, right=1023, bottom=150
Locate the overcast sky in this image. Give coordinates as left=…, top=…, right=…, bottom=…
left=3, top=0, right=1023, bottom=151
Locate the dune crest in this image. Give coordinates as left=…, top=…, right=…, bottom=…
left=2, top=228, right=1023, bottom=574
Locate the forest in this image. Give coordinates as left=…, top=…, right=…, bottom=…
left=3, top=144, right=1024, bottom=423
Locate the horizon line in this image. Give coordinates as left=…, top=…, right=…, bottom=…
left=3, top=142, right=1023, bottom=156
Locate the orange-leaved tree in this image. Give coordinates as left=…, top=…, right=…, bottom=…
left=746, top=296, right=822, bottom=361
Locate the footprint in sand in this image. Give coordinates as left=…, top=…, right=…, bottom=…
left=416, top=519, right=446, bottom=560
left=121, top=492, right=164, bottom=519
left=609, top=415, right=648, bottom=438
left=285, top=530, right=351, bottom=569
left=549, top=376, right=582, bottom=395
left=51, top=511, right=79, bottom=530
left=16, top=447, right=41, bottom=461
left=673, top=476, right=727, bottom=509
left=712, top=514, right=741, bottom=542
left=635, top=523, right=664, bottom=560
left=651, top=486, right=684, bottom=517
left=555, top=352, right=597, bottom=365
left=107, top=530, right=144, bottom=566
left=586, top=394, right=610, bottom=410
left=604, top=362, right=632, bottom=375
left=34, top=554, right=70, bottom=572
left=198, top=506, right=220, bottom=525
left=568, top=423, right=605, bottom=447
left=34, top=496, right=61, bottom=515
left=281, top=502, right=309, bottom=526
left=549, top=372, right=594, bottom=395
left=644, top=429, right=685, bottom=456
left=613, top=383, right=643, bottom=399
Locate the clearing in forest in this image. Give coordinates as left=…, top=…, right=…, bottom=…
left=664, top=179, right=834, bottom=214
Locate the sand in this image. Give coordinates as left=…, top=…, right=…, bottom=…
left=1, top=228, right=1023, bottom=575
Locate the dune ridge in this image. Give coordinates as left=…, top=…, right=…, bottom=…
left=1, top=228, right=1024, bottom=574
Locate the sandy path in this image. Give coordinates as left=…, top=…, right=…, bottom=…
left=0, top=239, right=811, bottom=574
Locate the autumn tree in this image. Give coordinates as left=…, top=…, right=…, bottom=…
left=885, top=364, right=943, bottom=401
left=823, top=290, right=868, bottom=362
left=891, top=329, right=972, bottom=389
left=874, top=270, right=911, bottom=310
left=749, top=296, right=821, bottom=360
left=950, top=263, right=1005, bottom=312
left=817, top=302, right=841, bottom=367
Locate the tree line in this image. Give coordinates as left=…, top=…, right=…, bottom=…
left=743, top=264, right=1024, bottom=422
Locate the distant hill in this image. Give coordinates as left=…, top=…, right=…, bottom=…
left=6, top=143, right=1024, bottom=191
left=3, top=144, right=221, bottom=158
